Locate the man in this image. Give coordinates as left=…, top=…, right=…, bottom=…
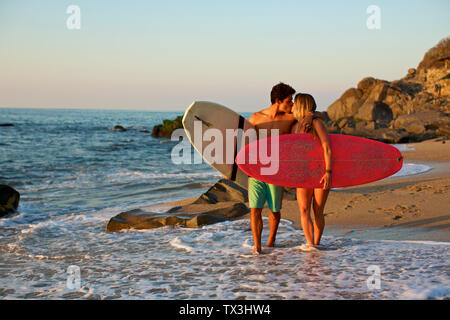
left=247, top=82, right=296, bottom=254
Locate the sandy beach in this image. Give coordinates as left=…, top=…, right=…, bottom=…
left=161, top=137, right=450, bottom=242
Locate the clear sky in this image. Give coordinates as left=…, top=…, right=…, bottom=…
left=1, top=0, right=449, bottom=112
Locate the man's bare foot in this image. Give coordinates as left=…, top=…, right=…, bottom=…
left=265, top=241, right=275, bottom=248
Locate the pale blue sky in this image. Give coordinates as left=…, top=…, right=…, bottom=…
left=1, top=0, right=449, bottom=112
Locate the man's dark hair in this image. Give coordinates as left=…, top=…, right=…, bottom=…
left=270, top=82, right=295, bottom=104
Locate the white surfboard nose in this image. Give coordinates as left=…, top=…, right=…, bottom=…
left=182, top=101, right=197, bottom=128
left=181, top=101, right=253, bottom=189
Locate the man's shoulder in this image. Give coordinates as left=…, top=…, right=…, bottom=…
left=251, top=108, right=270, bottom=117
left=249, top=109, right=270, bottom=123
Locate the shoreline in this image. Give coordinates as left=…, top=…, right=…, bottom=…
left=156, top=137, right=450, bottom=243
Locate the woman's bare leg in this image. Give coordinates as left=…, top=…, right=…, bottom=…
left=250, top=208, right=263, bottom=253
left=312, top=188, right=330, bottom=245
left=296, top=188, right=314, bottom=246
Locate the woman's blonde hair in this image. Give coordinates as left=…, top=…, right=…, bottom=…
left=292, top=93, right=317, bottom=121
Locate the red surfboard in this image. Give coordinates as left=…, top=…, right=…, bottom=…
left=236, top=133, right=403, bottom=188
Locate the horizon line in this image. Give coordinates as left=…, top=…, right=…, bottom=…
left=0, top=106, right=189, bottom=112
left=0, top=106, right=259, bottom=113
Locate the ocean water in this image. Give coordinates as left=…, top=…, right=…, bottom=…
left=0, top=108, right=448, bottom=300
left=390, top=144, right=433, bottom=177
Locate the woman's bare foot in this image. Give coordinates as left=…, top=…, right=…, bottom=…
left=298, top=243, right=319, bottom=252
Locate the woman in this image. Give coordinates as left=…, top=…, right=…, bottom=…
left=291, top=93, right=332, bottom=248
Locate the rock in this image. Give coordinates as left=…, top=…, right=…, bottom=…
left=376, top=128, right=411, bottom=143
left=326, top=37, right=449, bottom=142
left=402, top=120, right=426, bottom=135
left=0, top=123, right=14, bottom=127
left=337, top=118, right=349, bottom=129
left=355, top=120, right=375, bottom=131
left=105, top=178, right=253, bottom=232
left=394, top=111, right=450, bottom=131
left=367, top=82, right=389, bottom=102
left=357, top=77, right=382, bottom=92
left=194, top=179, right=248, bottom=204
left=416, top=37, right=450, bottom=96
left=419, top=129, right=438, bottom=141
left=322, top=111, right=331, bottom=124
left=151, top=116, right=183, bottom=138
left=434, top=136, right=448, bottom=142
left=0, top=185, right=20, bottom=218
left=404, top=68, right=417, bottom=80
left=325, top=121, right=339, bottom=133
left=283, top=187, right=297, bottom=201
left=113, top=125, right=127, bottom=132
left=382, top=84, right=410, bottom=106
left=327, top=88, right=363, bottom=121
left=105, top=202, right=249, bottom=232
left=436, top=125, right=450, bottom=136
left=417, top=37, right=450, bottom=71
left=356, top=101, right=393, bottom=123
left=390, top=103, right=406, bottom=118
left=341, top=127, right=411, bottom=143
left=106, top=209, right=183, bottom=231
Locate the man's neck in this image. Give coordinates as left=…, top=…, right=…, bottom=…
left=268, top=103, right=281, bottom=118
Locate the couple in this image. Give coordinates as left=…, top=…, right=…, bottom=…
left=247, top=82, right=332, bottom=254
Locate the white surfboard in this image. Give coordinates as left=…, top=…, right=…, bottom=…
left=182, top=101, right=254, bottom=189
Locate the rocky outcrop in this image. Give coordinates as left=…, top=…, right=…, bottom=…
left=356, top=101, right=393, bottom=123
left=112, top=125, right=127, bottom=132
left=282, top=187, right=297, bottom=201
left=151, top=116, right=183, bottom=138
left=0, top=185, right=20, bottom=218
left=106, top=178, right=252, bottom=232
left=325, top=37, right=450, bottom=143
left=194, top=179, right=248, bottom=204
left=393, top=111, right=450, bottom=132
left=416, top=37, right=450, bottom=97
left=340, top=126, right=412, bottom=144
left=106, top=202, right=249, bottom=232
left=437, top=125, right=450, bottom=136
left=326, top=88, right=364, bottom=120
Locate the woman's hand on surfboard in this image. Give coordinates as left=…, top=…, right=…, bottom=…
left=320, top=172, right=331, bottom=189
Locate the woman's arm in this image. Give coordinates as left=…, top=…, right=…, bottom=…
left=290, top=121, right=298, bottom=134
left=313, top=119, right=332, bottom=189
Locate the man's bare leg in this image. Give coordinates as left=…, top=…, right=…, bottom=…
left=250, top=208, right=263, bottom=253
left=266, top=210, right=280, bottom=247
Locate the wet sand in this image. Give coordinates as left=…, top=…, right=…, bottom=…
left=161, top=137, right=450, bottom=242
